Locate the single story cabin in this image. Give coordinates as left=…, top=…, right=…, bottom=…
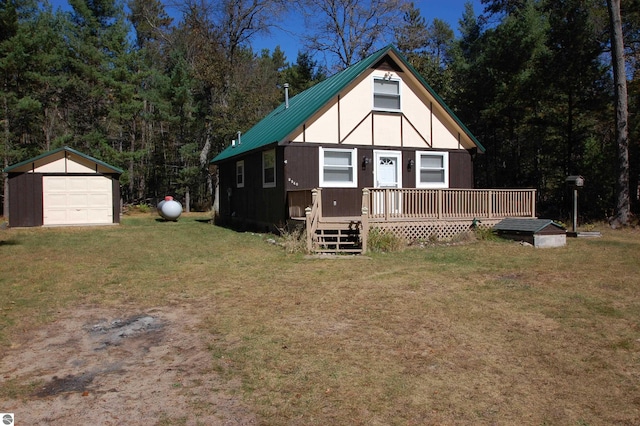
left=3, top=146, right=122, bottom=227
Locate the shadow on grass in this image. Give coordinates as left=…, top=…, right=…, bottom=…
left=0, top=239, right=20, bottom=246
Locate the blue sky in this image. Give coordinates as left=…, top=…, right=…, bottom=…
left=48, top=0, right=485, bottom=63
left=253, top=0, right=486, bottom=61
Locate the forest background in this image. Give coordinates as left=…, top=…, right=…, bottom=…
left=1, top=0, right=639, bottom=222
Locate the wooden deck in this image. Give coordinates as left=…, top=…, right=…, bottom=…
left=298, top=187, right=537, bottom=254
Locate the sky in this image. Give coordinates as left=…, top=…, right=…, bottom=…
left=48, top=0, right=486, bottom=64
left=253, top=0, right=486, bottom=62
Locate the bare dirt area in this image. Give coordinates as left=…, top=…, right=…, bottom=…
left=0, top=303, right=256, bottom=426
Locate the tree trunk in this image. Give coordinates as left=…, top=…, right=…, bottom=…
left=607, top=0, right=630, bottom=227
left=2, top=94, right=9, bottom=219
left=200, top=122, right=213, bottom=208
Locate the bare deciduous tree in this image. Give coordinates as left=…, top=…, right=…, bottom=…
left=214, top=0, right=286, bottom=63
left=297, top=0, right=409, bottom=69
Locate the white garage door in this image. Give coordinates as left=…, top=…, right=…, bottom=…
left=43, top=176, right=113, bottom=225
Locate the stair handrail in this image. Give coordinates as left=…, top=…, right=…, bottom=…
left=305, top=188, right=322, bottom=252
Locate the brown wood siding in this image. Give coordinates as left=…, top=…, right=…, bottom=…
left=402, top=151, right=415, bottom=188
left=111, top=176, right=121, bottom=223
left=358, top=148, right=374, bottom=188
left=284, top=145, right=375, bottom=191
left=321, top=188, right=362, bottom=217
left=8, top=172, right=43, bottom=227
left=220, top=145, right=475, bottom=224
left=283, top=144, right=319, bottom=190
left=449, top=150, right=473, bottom=188
left=218, top=146, right=286, bottom=230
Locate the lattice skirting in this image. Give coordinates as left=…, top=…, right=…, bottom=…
left=369, top=219, right=502, bottom=242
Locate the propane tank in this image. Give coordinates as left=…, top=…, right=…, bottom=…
left=158, top=196, right=182, bottom=221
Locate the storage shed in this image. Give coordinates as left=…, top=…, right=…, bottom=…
left=3, top=146, right=123, bottom=227
left=493, top=218, right=566, bottom=248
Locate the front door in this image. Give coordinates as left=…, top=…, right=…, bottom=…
left=375, top=151, right=401, bottom=188
left=374, top=151, right=402, bottom=214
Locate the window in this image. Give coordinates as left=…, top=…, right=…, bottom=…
left=262, top=149, right=276, bottom=188
left=319, top=147, right=357, bottom=188
left=373, top=78, right=401, bottom=111
left=236, top=161, right=244, bottom=188
left=416, top=151, right=449, bottom=188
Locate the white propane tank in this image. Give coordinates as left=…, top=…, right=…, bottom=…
left=158, top=196, right=182, bottom=221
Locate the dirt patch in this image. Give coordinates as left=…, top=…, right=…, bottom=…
left=0, top=304, right=256, bottom=425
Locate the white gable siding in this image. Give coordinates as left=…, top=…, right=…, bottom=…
left=292, top=102, right=339, bottom=143
left=373, top=114, right=402, bottom=146
left=339, top=73, right=373, bottom=143
left=289, top=67, right=473, bottom=150
left=29, top=154, right=111, bottom=174
left=33, top=156, right=67, bottom=173
left=34, top=156, right=94, bottom=173
left=432, top=115, right=461, bottom=149
left=402, top=84, right=432, bottom=148
left=401, top=118, right=429, bottom=148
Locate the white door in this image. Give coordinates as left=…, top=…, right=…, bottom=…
left=373, top=151, right=402, bottom=215
left=43, top=176, right=113, bottom=225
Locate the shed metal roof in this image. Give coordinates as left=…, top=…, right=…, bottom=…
left=3, top=146, right=123, bottom=174
left=211, top=45, right=484, bottom=164
left=493, top=218, right=565, bottom=233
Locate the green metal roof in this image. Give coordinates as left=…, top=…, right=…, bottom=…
left=3, top=146, right=124, bottom=174
left=211, top=45, right=484, bottom=164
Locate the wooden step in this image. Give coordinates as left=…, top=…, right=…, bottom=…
left=312, top=222, right=363, bottom=254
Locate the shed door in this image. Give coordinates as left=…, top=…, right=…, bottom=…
left=43, top=176, right=113, bottom=225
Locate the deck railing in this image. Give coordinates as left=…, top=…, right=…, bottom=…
left=365, top=188, right=537, bottom=221
left=299, top=187, right=536, bottom=253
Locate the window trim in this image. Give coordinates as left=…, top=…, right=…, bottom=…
left=372, top=77, right=401, bottom=112
left=236, top=160, right=245, bottom=188
left=262, top=149, right=276, bottom=188
left=415, top=151, right=449, bottom=189
left=319, top=147, right=358, bottom=188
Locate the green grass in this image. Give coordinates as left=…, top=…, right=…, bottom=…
left=1, top=216, right=639, bottom=424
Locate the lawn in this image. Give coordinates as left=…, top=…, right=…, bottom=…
left=1, top=214, right=639, bottom=425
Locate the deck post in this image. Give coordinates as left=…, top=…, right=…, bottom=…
left=531, top=190, right=536, bottom=218
left=488, top=190, right=493, bottom=219
left=361, top=208, right=369, bottom=254
left=385, top=189, right=390, bottom=221
left=305, top=206, right=312, bottom=252
left=361, top=188, right=370, bottom=216
left=437, top=189, right=443, bottom=219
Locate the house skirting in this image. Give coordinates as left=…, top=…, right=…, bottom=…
left=368, top=218, right=503, bottom=242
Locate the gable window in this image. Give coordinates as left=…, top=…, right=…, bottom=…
left=319, top=147, right=357, bottom=188
left=373, top=78, right=401, bottom=111
left=415, top=151, right=449, bottom=188
left=263, top=149, right=276, bottom=188
left=236, top=160, right=244, bottom=188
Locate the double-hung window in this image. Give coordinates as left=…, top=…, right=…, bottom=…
left=236, top=160, right=244, bottom=188
left=262, top=149, right=276, bottom=188
left=373, top=78, right=401, bottom=111
left=415, top=151, right=449, bottom=188
left=319, top=147, right=357, bottom=188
